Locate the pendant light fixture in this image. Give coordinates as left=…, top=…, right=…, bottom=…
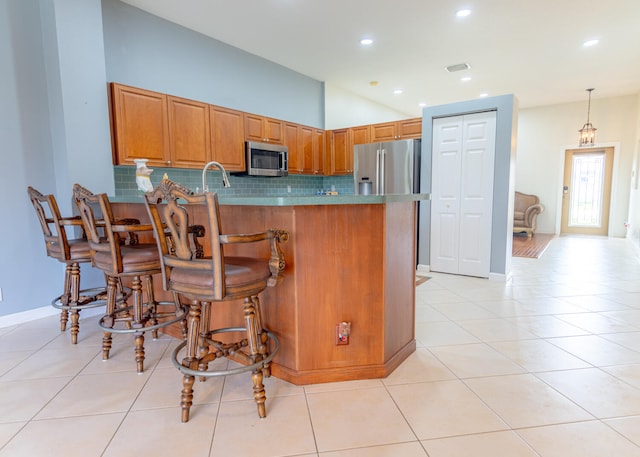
left=578, top=88, right=597, bottom=147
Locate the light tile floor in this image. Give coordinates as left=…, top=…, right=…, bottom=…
left=1, top=235, right=640, bottom=456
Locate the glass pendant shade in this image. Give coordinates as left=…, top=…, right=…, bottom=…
left=579, top=123, right=597, bottom=147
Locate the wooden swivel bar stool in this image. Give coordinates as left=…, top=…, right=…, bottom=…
left=144, top=177, right=288, bottom=421
left=74, top=184, right=187, bottom=373
left=27, top=186, right=109, bottom=344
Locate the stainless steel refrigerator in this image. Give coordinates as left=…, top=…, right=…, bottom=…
left=353, top=139, right=421, bottom=195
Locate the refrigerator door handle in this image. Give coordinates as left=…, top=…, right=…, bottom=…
left=380, top=148, right=386, bottom=195
left=376, top=149, right=381, bottom=195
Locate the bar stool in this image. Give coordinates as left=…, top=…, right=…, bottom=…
left=144, top=177, right=288, bottom=421
left=27, top=186, right=110, bottom=344
left=73, top=184, right=187, bottom=373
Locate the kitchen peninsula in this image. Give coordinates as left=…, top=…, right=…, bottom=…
left=111, top=193, right=428, bottom=385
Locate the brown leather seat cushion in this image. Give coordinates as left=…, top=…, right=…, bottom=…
left=170, top=256, right=270, bottom=290
left=47, top=238, right=92, bottom=262
left=93, top=244, right=160, bottom=273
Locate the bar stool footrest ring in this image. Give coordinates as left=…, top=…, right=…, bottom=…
left=98, top=301, right=187, bottom=334
left=170, top=327, right=280, bottom=378
left=50, top=286, right=115, bottom=311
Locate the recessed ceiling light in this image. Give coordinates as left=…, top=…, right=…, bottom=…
left=461, top=76, right=472, bottom=82
left=360, top=38, right=373, bottom=45
left=583, top=39, right=599, bottom=47
left=456, top=9, right=471, bottom=17
left=479, top=92, right=489, bottom=98
left=418, top=102, right=427, bottom=107
left=393, top=89, right=403, bottom=95
left=369, top=81, right=379, bottom=86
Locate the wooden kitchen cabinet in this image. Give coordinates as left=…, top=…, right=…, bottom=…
left=371, top=118, right=422, bottom=141
left=167, top=95, right=211, bottom=169
left=110, top=82, right=421, bottom=175
left=312, top=128, right=325, bottom=175
left=328, top=128, right=352, bottom=175
left=285, top=124, right=325, bottom=175
left=371, top=122, right=396, bottom=142
left=284, top=123, right=301, bottom=173
left=301, top=126, right=326, bottom=175
left=110, top=83, right=170, bottom=167
left=351, top=124, right=371, bottom=145
left=210, top=105, right=246, bottom=171
left=299, top=126, right=315, bottom=175
left=244, top=113, right=284, bottom=144
left=397, top=117, right=422, bottom=139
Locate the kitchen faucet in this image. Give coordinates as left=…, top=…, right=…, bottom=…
left=201, top=161, right=231, bottom=192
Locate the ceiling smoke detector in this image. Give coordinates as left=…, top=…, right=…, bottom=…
left=445, top=63, right=471, bottom=72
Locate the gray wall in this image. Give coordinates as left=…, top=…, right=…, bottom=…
left=2, top=0, right=114, bottom=320
left=418, top=95, right=518, bottom=279
left=1, top=0, right=60, bottom=317
left=2, top=0, right=327, bottom=320
left=102, top=0, right=325, bottom=128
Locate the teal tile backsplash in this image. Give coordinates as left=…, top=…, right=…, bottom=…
left=114, top=166, right=355, bottom=198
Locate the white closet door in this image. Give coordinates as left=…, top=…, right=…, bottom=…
left=430, top=111, right=496, bottom=277
left=430, top=117, right=462, bottom=274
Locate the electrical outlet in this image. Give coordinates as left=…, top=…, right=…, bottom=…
left=336, top=321, right=350, bottom=345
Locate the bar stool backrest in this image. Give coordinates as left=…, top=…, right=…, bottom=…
left=144, top=178, right=225, bottom=300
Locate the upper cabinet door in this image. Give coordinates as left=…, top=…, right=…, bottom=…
left=371, top=122, right=397, bottom=142
left=285, top=124, right=325, bottom=175
left=397, top=118, right=422, bottom=139
left=244, top=114, right=264, bottom=142
left=312, top=128, right=326, bottom=175
left=371, top=118, right=422, bottom=141
left=300, top=126, right=315, bottom=174
left=285, top=123, right=301, bottom=174
left=244, top=114, right=284, bottom=144
left=110, top=83, right=170, bottom=166
left=329, top=129, right=352, bottom=175
left=210, top=106, right=245, bottom=171
left=264, top=117, right=284, bottom=144
left=168, top=96, right=211, bottom=168
left=351, top=125, right=371, bottom=145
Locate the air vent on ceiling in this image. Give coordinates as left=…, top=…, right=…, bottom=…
left=445, top=63, right=471, bottom=72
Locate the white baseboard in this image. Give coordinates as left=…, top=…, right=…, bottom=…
left=488, top=271, right=512, bottom=282
left=416, top=264, right=511, bottom=282
left=0, top=306, right=104, bottom=328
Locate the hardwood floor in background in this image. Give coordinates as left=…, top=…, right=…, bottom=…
left=512, top=233, right=555, bottom=258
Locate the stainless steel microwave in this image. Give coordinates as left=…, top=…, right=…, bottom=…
left=244, top=141, right=288, bottom=177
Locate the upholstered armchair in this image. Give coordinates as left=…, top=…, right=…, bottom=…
left=513, top=191, right=544, bottom=237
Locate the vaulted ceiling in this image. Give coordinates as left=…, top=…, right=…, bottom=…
left=120, top=0, right=640, bottom=117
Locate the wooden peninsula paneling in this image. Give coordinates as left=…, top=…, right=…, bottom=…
left=111, top=198, right=418, bottom=385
